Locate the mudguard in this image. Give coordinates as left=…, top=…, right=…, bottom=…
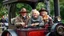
left=1, top=29, right=18, bottom=36
left=46, top=32, right=51, bottom=36
left=51, top=23, right=58, bottom=32
left=51, top=23, right=64, bottom=32
left=46, top=23, right=64, bottom=36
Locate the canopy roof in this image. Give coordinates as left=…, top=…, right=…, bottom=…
left=3, top=0, right=44, bottom=4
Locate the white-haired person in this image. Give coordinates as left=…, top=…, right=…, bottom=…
left=27, top=9, right=44, bottom=27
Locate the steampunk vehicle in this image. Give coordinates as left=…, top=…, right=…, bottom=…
left=1, top=0, right=64, bottom=36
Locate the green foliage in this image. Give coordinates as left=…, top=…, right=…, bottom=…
left=15, top=2, right=45, bottom=16
left=0, top=0, right=8, bottom=18
left=50, top=0, right=54, bottom=16
left=50, top=0, right=64, bottom=20
left=36, top=2, right=45, bottom=10
left=16, top=3, right=32, bottom=16
left=0, top=0, right=64, bottom=21
left=16, top=3, right=32, bottom=12
left=0, top=6, right=8, bottom=18
left=60, top=0, right=64, bottom=19
left=61, top=20, right=64, bottom=23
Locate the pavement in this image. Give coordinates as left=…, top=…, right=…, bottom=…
left=0, top=34, right=1, bottom=36
left=0, top=31, right=2, bottom=36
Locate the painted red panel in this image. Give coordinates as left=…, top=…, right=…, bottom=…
left=16, top=30, right=22, bottom=36
left=27, top=30, right=45, bottom=36
left=16, top=29, right=46, bottom=36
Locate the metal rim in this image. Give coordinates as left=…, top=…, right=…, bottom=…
left=56, top=25, right=64, bottom=35
left=1, top=31, right=12, bottom=36
left=6, top=32, right=12, bottom=36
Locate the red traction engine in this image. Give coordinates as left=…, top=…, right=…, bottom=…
left=1, top=23, right=64, bottom=36
left=1, top=23, right=50, bottom=36
left=1, top=28, right=47, bottom=36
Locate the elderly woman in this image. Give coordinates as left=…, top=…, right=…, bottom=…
left=27, top=9, right=44, bottom=27
left=39, top=8, right=53, bottom=26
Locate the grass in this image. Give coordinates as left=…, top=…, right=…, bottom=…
left=61, top=20, right=64, bottom=23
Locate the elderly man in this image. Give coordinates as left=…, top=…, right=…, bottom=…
left=27, top=9, right=44, bottom=27
left=11, top=8, right=30, bottom=28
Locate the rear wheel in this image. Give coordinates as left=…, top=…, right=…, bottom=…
left=46, top=23, right=64, bottom=36
left=1, top=31, right=12, bottom=36
left=56, top=25, right=64, bottom=35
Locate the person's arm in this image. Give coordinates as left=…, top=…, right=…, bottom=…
left=27, top=18, right=37, bottom=27
left=39, top=17, right=44, bottom=26
left=48, top=17, right=53, bottom=26
left=27, top=18, right=32, bottom=27
left=11, top=18, right=16, bottom=25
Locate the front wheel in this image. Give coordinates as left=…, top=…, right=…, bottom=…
left=1, top=29, right=18, bottom=36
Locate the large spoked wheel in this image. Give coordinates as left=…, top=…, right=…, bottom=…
left=56, top=25, right=64, bottom=35
left=46, top=23, right=64, bottom=36
left=1, top=29, right=18, bottom=36
left=1, top=31, right=12, bottom=36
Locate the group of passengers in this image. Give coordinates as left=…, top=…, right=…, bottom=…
left=11, top=8, right=53, bottom=28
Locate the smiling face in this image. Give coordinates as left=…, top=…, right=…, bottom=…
left=19, top=8, right=27, bottom=17
left=40, top=11, right=47, bottom=16
left=32, top=10, right=40, bottom=18
left=20, top=12, right=27, bottom=17
left=32, top=12, right=39, bottom=18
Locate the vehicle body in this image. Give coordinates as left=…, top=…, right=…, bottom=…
left=1, top=23, right=64, bottom=36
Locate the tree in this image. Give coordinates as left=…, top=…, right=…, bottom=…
left=59, top=0, right=64, bottom=19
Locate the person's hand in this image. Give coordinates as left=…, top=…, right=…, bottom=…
left=34, top=23, right=39, bottom=26
left=24, top=25, right=28, bottom=27
left=31, top=24, right=35, bottom=26
left=31, top=23, right=39, bottom=26
left=20, top=23, right=25, bottom=27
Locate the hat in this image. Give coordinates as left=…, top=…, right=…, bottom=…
left=19, top=8, right=27, bottom=13
left=39, top=8, right=47, bottom=12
